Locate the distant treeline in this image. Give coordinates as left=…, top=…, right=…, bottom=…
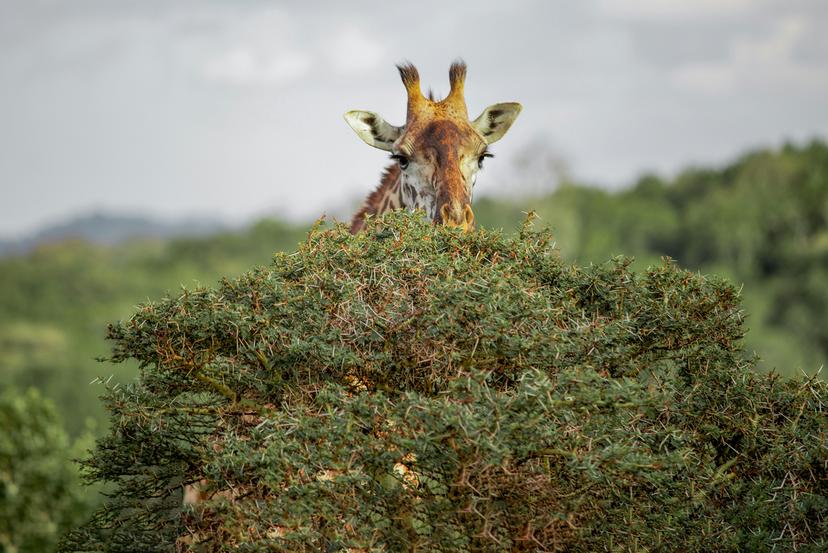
left=476, top=139, right=828, bottom=377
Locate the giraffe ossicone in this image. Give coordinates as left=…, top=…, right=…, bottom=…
left=345, top=60, right=522, bottom=234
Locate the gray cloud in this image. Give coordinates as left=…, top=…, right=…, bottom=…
left=0, top=0, right=826, bottom=236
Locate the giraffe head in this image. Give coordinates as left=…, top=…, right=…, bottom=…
left=345, top=61, right=521, bottom=231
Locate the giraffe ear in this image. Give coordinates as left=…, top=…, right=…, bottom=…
left=471, top=102, right=522, bottom=144
left=344, top=110, right=403, bottom=151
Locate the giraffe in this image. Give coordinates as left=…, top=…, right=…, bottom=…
left=345, top=61, right=522, bottom=233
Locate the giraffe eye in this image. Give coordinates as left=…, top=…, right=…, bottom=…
left=478, top=152, right=494, bottom=169
left=391, top=154, right=409, bottom=170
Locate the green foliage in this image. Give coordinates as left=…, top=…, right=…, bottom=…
left=0, top=220, right=307, bottom=553
left=63, top=214, right=827, bottom=552
left=478, top=140, right=828, bottom=376
left=1, top=141, right=825, bottom=549
left=0, top=388, right=95, bottom=553
left=0, top=219, right=307, bottom=436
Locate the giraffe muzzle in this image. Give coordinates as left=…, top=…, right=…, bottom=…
left=439, top=203, right=475, bottom=232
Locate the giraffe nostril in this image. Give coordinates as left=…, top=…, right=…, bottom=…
left=437, top=203, right=474, bottom=230
left=463, top=204, right=474, bottom=227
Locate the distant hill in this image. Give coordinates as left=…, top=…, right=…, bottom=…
left=0, top=212, right=227, bottom=257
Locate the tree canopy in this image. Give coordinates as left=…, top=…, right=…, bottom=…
left=63, top=214, right=826, bottom=552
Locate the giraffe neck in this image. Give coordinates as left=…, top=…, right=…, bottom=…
left=350, top=164, right=403, bottom=233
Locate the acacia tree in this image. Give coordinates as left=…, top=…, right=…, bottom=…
left=63, top=214, right=826, bottom=552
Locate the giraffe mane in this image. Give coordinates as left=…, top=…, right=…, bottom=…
left=350, top=164, right=401, bottom=234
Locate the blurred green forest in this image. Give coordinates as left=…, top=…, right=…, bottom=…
left=0, top=141, right=826, bottom=550
left=478, top=139, right=828, bottom=377
left=0, top=220, right=308, bottom=437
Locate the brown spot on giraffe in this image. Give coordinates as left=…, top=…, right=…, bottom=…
left=344, top=60, right=522, bottom=234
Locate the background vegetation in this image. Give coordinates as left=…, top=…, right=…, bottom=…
left=476, top=139, right=828, bottom=376
left=0, top=141, right=826, bottom=550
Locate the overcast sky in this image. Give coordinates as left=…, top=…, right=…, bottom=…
left=1, top=0, right=826, bottom=237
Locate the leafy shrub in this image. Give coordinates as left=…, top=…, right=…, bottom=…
left=63, top=213, right=826, bottom=552
left=1, top=388, right=94, bottom=553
